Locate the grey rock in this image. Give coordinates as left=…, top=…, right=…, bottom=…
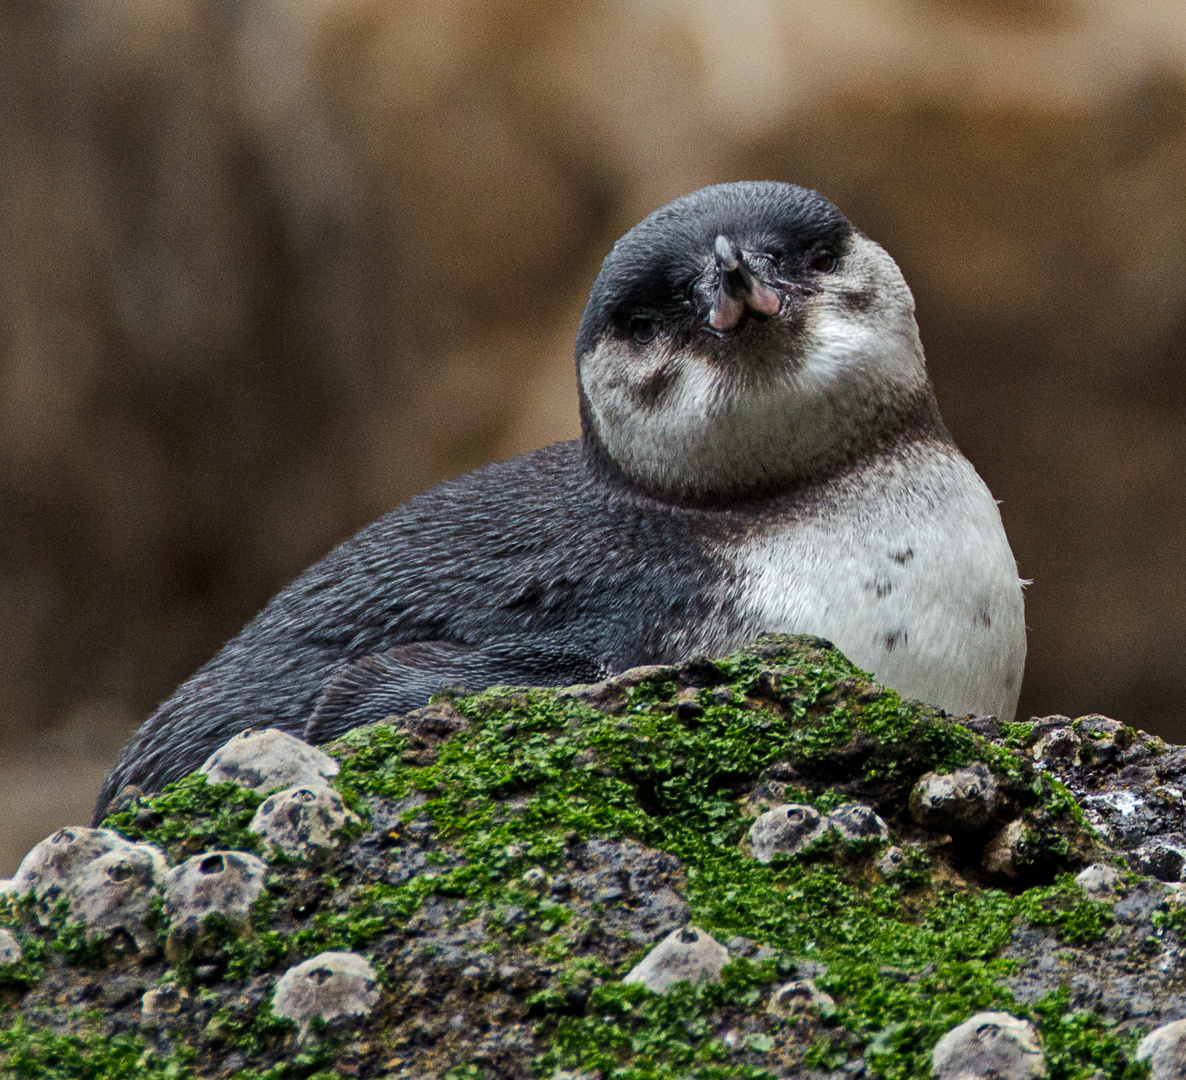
left=4, top=827, right=133, bottom=919
left=1074, top=716, right=1132, bottom=768
left=910, top=762, right=1000, bottom=832
left=63, top=841, right=168, bottom=951
left=931, top=1012, right=1045, bottom=1080
left=1032, top=726, right=1079, bottom=765
left=876, top=846, right=907, bottom=876
left=766, top=978, right=835, bottom=1019
left=162, top=850, right=267, bottom=948
left=623, top=925, right=730, bottom=994
left=1075, top=863, right=1121, bottom=898
left=200, top=728, right=339, bottom=794
left=272, top=951, right=380, bottom=1041
left=1133, top=842, right=1186, bottom=883
left=826, top=803, right=890, bottom=842
left=249, top=785, right=360, bottom=856
left=748, top=804, right=825, bottom=863
left=983, top=819, right=1029, bottom=878
left=726, top=935, right=757, bottom=957
left=1137, top=1018, right=1186, bottom=1079
left=0, top=929, right=21, bottom=964
left=141, top=983, right=189, bottom=1016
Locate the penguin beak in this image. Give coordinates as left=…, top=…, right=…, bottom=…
left=708, top=235, right=783, bottom=332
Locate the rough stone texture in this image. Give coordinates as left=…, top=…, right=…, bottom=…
left=1138, top=1018, right=1186, bottom=1080
left=1076, top=863, right=1121, bottom=898
left=910, top=763, right=1001, bottom=832
left=983, top=819, right=1030, bottom=877
left=161, top=850, right=267, bottom=941
left=747, top=804, right=825, bottom=863
left=622, top=926, right=730, bottom=995
left=62, top=842, right=167, bottom=951
left=876, top=845, right=909, bottom=877
left=141, top=984, right=188, bottom=1017
left=0, top=929, right=20, bottom=965
left=4, top=638, right=1186, bottom=1079
left=249, top=785, right=360, bottom=856
left=272, top=951, right=380, bottom=1041
left=766, top=978, right=835, bottom=1019
left=932, top=1012, right=1045, bottom=1080
left=2, top=827, right=136, bottom=920
left=825, top=803, right=890, bottom=843
left=199, top=729, right=339, bottom=794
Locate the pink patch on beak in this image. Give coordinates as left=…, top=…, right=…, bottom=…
left=748, top=280, right=782, bottom=317
left=709, top=293, right=745, bottom=331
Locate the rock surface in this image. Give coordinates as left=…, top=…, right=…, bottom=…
left=0, top=636, right=1184, bottom=1078
left=248, top=785, right=360, bottom=856
left=766, top=978, right=835, bottom=1019
left=1138, top=1018, right=1186, bottom=1079
left=271, top=951, right=380, bottom=1040
left=622, top=926, right=730, bottom=994
left=931, top=1012, right=1045, bottom=1080
left=2, top=827, right=134, bottom=916
left=747, top=803, right=825, bottom=863
left=161, top=850, right=267, bottom=960
left=910, top=762, right=1001, bottom=832
left=199, top=729, right=339, bottom=794
left=62, top=843, right=167, bottom=952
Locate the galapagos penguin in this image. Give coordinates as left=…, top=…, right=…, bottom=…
left=95, top=180, right=1026, bottom=821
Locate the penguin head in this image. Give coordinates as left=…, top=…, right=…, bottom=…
left=575, top=181, right=937, bottom=504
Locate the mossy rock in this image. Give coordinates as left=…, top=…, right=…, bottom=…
left=0, top=635, right=1176, bottom=1079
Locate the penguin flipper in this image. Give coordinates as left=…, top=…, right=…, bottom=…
left=304, top=637, right=607, bottom=744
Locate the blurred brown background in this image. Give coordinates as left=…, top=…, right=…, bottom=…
left=2, top=0, right=1186, bottom=872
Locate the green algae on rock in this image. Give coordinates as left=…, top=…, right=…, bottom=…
left=0, top=635, right=1178, bottom=1079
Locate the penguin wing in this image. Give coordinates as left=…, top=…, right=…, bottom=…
left=304, top=634, right=610, bottom=743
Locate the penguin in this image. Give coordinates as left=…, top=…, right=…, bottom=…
left=94, top=180, right=1026, bottom=822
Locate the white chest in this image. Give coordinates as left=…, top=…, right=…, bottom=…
left=725, top=445, right=1026, bottom=720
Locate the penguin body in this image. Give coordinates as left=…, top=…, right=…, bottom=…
left=96, top=181, right=1026, bottom=819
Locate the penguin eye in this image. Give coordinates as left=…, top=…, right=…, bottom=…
left=628, top=316, right=660, bottom=344
left=810, top=251, right=839, bottom=274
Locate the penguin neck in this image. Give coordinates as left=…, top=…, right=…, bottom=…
left=579, top=378, right=953, bottom=510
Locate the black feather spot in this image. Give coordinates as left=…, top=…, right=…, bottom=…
left=840, top=287, right=874, bottom=313
left=636, top=366, right=675, bottom=407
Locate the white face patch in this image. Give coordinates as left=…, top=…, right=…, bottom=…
left=579, top=234, right=929, bottom=501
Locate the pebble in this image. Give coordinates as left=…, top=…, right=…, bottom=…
left=910, top=763, right=1000, bottom=833
left=249, top=785, right=360, bottom=856
left=200, top=729, right=339, bottom=794
left=1073, top=715, right=1132, bottom=767
left=826, top=803, right=890, bottom=842
left=748, top=804, right=825, bottom=863
left=982, top=819, right=1029, bottom=878
left=1075, top=863, right=1121, bottom=898
left=766, top=978, right=835, bottom=1019
left=931, top=1011, right=1045, bottom=1079
left=1137, top=1018, right=1186, bottom=1079
left=63, top=842, right=168, bottom=951
left=272, top=951, right=380, bottom=1040
left=876, top=846, right=908, bottom=877
left=3, top=827, right=140, bottom=921
left=1133, top=843, right=1186, bottom=883
left=141, top=983, right=189, bottom=1016
left=162, top=850, right=267, bottom=946
left=1032, top=726, right=1079, bottom=765
left=622, top=925, right=730, bottom=994
left=0, top=929, right=21, bottom=965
